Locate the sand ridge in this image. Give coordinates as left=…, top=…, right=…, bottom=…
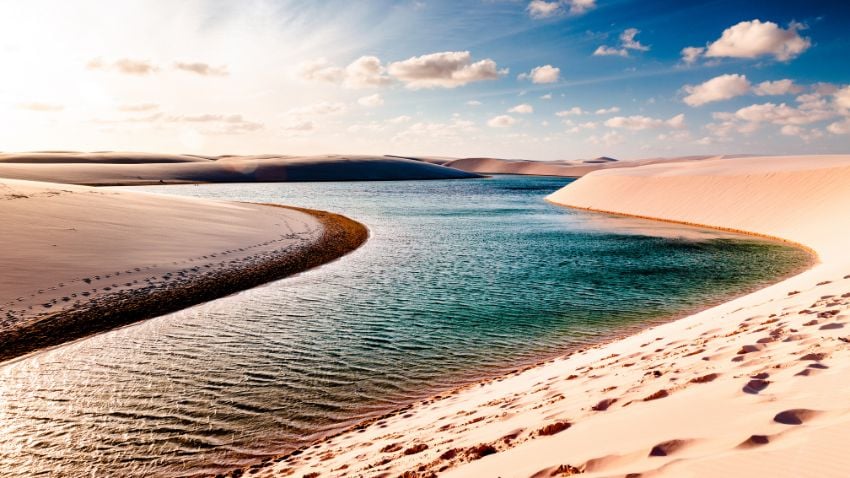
left=0, top=178, right=367, bottom=362
left=249, top=154, right=850, bottom=478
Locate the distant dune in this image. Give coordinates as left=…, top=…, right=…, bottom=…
left=0, top=153, right=481, bottom=185
left=399, top=154, right=731, bottom=177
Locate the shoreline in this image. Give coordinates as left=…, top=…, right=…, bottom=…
left=0, top=195, right=368, bottom=363
left=257, top=154, right=850, bottom=478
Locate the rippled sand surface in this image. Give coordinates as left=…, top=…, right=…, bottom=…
left=0, top=176, right=810, bottom=477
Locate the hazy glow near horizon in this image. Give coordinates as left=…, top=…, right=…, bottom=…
left=1, top=0, right=848, bottom=160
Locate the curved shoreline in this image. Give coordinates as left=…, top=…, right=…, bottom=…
left=256, top=154, right=850, bottom=478
left=0, top=204, right=368, bottom=363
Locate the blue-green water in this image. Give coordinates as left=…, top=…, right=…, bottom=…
left=0, top=176, right=810, bottom=477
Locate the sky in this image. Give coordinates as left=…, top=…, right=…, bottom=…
left=1, top=0, right=849, bottom=160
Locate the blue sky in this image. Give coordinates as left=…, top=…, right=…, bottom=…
left=1, top=0, right=848, bottom=159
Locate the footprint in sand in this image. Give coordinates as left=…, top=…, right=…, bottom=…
left=773, top=409, right=820, bottom=425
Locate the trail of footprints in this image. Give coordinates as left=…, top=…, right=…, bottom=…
left=248, top=274, right=850, bottom=478
left=0, top=210, right=320, bottom=331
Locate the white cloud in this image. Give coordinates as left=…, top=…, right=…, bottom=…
left=509, top=103, right=534, bottom=114
left=283, top=120, right=315, bottom=132
left=394, top=118, right=477, bottom=141
left=605, top=114, right=685, bottom=130
left=466, top=100, right=482, bottom=106
left=753, top=79, right=803, bottom=96
left=594, top=106, right=620, bottom=115
left=540, top=93, right=552, bottom=100
left=555, top=107, right=584, bottom=117
left=593, top=46, right=627, bottom=57
left=296, top=58, right=344, bottom=83
left=588, top=131, right=624, bottom=146
left=835, top=86, right=850, bottom=111
left=827, top=119, right=850, bottom=135
left=733, top=102, right=835, bottom=125
left=519, top=64, right=560, bottom=84
left=781, top=124, right=824, bottom=141
left=17, top=102, right=64, bottom=112
left=594, top=28, right=649, bottom=58
left=357, top=93, right=384, bottom=107
left=388, top=115, right=412, bottom=124
left=387, top=51, right=503, bottom=89
left=487, top=115, right=517, bottom=128
left=87, top=57, right=159, bottom=75
left=173, top=61, right=228, bottom=77
left=526, top=0, right=596, bottom=19
left=704, top=20, right=811, bottom=61
left=344, top=56, right=392, bottom=88
left=680, top=46, right=705, bottom=64
left=683, top=74, right=751, bottom=106
left=620, top=28, right=649, bottom=52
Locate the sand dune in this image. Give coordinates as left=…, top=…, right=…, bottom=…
left=254, top=154, right=850, bottom=478
left=0, top=153, right=480, bottom=185
left=438, top=155, right=726, bottom=177
left=0, top=178, right=367, bottom=361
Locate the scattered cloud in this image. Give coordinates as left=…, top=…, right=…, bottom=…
left=165, top=114, right=263, bottom=134
left=680, top=46, right=705, bottom=65
left=588, top=131, right=624, bottom=146
left=556, top=107, right=585, bottom=117
left=781, top=124, right=824, bottom=141
left=394, top=118, right=477, bottom=141
left=297, top=57, right=345, bottom=83
left=283, top=120, right=315, bottom=132
left=540, top=93, right=552, bottom=100
left=595, top=106, right=620, bottom=115
left=17, top=102, right=64, bottom=112
left=684, top=20, right=811, bottom=64
left=487, top=115, right=517, bottom=128
left=174, top=61, right=228, bottom=76
left=518, top=64, right=560, bottom=84
left=593, top=28, right=649, bottom=57
left=285, top=101, right=348, bottom=119
left=344, top=56, right=393, bottom=88
left=753, top=79, right=803, bottom=96
left=357, top=93, right=384, bottom=107
left=387, top=51, right=504, bottom=89
left=387, top=115, right=412, bottom=124
left=466, top=100, right=482, bottom=106
left=509, top=103, right=534, bottom=114
left=827, top=119, right=850, bottom=135
left=834, top=86, right=850, bottom=111
left=683, top=74, right=751, bottom=106
left=605, top=114, right=685, bottom=130
left=87, top=58, right=158, bottom=75
left=526, top=0, right=596, bottom=19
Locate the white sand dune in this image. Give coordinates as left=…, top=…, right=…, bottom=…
left=0, top=153, right=480, bottom=185
left=438, top=155, right=727, bottom=177
left=0, top=177, right=366, bottom=361
left=257, top=154, right=850, bottom=478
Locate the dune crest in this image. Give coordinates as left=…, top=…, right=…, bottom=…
left=253, top=154, right=850, bottom=478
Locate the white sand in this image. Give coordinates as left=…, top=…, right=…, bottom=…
left=258, top=154, right=850, bottom=478
left=0, top=178, right=327, bottom=358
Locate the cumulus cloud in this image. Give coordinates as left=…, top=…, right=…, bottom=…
left=297, top=56, right=390, bottom=88
left=555, top=107, right=584, bottom=117
left=753, top=79, right=803, bottom=96
left=526, top=0, right=596, bottom=19
left=594, top=28, right=649, bottom=57
left=344, top=56, right=392, bottom=88
left=834, top=86, right=850, bottom=111
left=87, top=58, right=158, bottom=75
left=17, top=102, right=64, bottom=112
left=595, top=106, right=620, bottom=115
left=733, top=102, right=835, bottom=125
left=683, top=74, right=751, bottom=106
left=487, top=115, right=517, bottom=128
left=509, top=103, right=534, bottom=114
left=518, top=64, right=560, bottom=84
left=387, top=51, right=503, bottom=89
left=357, top=93, right=384, bottom=107
left=540, top=93, right=552, bottom=100
left=827, top=119, right=850, bottom=135
left=680, top=46, right=705, bottom=65
left=604, top=114, right=685, bottom=130
left=174, top=61, right=228, bottom=76
left=781, top=124, right=824, bottom=141
left=684, top=20, right=811, bottom=64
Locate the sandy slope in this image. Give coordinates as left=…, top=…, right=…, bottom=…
left=253, top=154, right=850, bottom=478
left=0, top=178, right=366, bottom=361
left=440, top=155, right=729, bottom=178
left=0, top=153, right=480, bottom=185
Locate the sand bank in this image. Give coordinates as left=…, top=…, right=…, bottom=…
left=0, top=153, right=480, bottom=185
left=0, top=178, right=367, bottom=362
left=254, top=154, right=850, bottom=478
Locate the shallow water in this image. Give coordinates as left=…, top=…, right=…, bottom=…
left=0, top=176, right=810, bottom=477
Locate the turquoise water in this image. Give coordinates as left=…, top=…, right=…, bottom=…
left=0, top=176, right=810, bottom=477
